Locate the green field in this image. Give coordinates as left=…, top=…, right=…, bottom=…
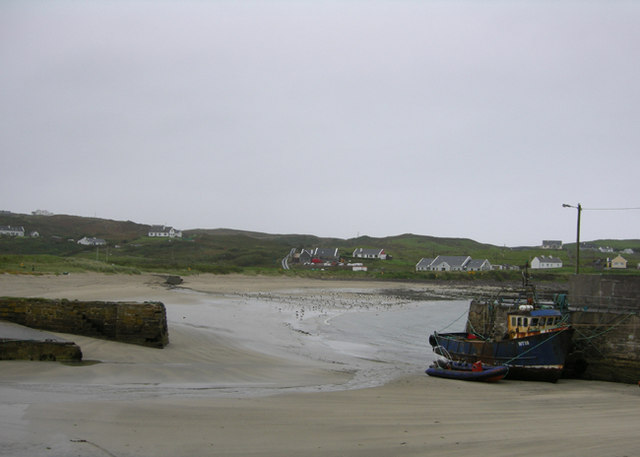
left=1, top=212, right=639, bottom=282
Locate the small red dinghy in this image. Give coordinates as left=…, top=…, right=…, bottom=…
left=426, top=360, right=508, bottom=382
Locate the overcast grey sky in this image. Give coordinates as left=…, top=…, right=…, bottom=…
left=2, top=1, right=639, bottom=246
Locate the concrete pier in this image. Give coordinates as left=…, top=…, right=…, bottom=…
left=0, top=297, right=169, bottom=351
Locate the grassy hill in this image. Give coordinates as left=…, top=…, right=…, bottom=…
left=0, top=213, right=147, bottom=241
left=1, top=211, right=639, bottom=281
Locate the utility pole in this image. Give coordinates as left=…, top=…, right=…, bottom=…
left=562, top=203, right=582, bottom=274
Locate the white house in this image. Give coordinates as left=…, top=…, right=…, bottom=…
left=297, top=249, right=313, bottom=264
left=0, top=226, right=24, bottom=237
left=429, top=255, right=472, bottom=271
left=31, top=209, right=54, bottom=216
left=530, top=255, right=563, bottom=269
left=313, top=248, right=340, bottom=262
left=352, top=248, right=387, bottom=259
left=609, top=255, right=627, bottom=269
left=542, top=240, right=563, bottom=250
left=148, top=225, right=182, bottom=238
left=416, top=255, right=471, bottom=271
left=77, top=237, right=107, bottom=246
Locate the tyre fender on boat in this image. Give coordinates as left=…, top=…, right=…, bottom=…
left=429, top=334, right=438, bottom=347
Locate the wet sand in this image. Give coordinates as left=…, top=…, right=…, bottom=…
left=1, top=273, right=638, bottom=457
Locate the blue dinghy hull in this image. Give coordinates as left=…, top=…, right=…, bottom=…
left=426, top=361, right=508, bottom=382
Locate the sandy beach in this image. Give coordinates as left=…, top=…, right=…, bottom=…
left=0, top=273, right=638, bottom=457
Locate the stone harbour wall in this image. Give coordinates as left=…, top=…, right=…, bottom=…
left=0, top=297, right=169, bottom=348
left=568, top=310, right=639, bottom=383
left=569, top=274, right=640, bottom=311
left=465, top=275, right=640, bottom=383
left=567, top=275, right=640, bottom=383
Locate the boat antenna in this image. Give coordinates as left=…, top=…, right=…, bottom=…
left=520, top=262, right=537, bottom=305
left=521, top=262, right=530, bottom=287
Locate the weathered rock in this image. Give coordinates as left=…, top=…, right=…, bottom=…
left=165, top=275, right=183, bottom=286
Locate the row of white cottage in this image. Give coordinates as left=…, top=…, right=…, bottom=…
left=416, top=256, right=492, bottom=272
left=416, top=255, right=565, bottom=271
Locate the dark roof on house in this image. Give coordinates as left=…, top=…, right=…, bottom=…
left=535, top=255, right=562, bottom=263
left=467, top=259, right=490, bottom=269
left=431, top=255, right=471, bottom=268
left=416, top=258, right=434, bottom=268
left=314, top=248, right=339, bottom=259
left=149, top=225, right=172, bottom=232
left=353, top=248, right=383, bottom=256
left=0, top=225, right=24, bottom=231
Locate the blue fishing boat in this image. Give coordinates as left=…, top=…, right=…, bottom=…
left=428, top=275, right=573, bottom=383
left=429, top=320, right=573, bottom=382
left=426, top=360, right=508, bottom=382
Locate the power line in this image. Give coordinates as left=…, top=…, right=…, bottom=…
left=582, top=207, right=640, bottom=211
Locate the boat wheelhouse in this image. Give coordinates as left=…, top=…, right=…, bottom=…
left=507, top=307, right=566, bottom=339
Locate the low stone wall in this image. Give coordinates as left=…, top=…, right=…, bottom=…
left=0, top=340, right=82, bottom=361
left=0, top=298, right=169, bottom=348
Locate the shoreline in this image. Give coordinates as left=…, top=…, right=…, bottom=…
left=0, top=270, right=535, bottom=296
left=1, top=273, right=637, bottom=457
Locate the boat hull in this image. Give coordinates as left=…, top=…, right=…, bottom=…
left=426, top=362, right=508, bottom=382
left=429, top=328, right=574, bottom=383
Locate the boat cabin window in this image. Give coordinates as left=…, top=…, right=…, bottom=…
left=509, top=313, right=563, bottom=333
left=534, top=316, right=561, bottom=327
